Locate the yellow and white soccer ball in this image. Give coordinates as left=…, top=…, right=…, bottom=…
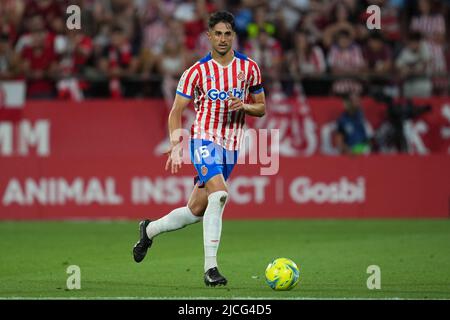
left=265, top=258, right=300, bottom=291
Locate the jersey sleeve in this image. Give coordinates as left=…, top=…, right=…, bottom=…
left=249, top=61, right=263, bottom=94
left=176, top=65, right=199, bottom=99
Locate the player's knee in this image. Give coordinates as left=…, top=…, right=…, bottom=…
left=208, top=190, right=228, bottom=207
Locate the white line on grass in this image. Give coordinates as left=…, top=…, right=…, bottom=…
left=0, top=296, right=433, bottom=300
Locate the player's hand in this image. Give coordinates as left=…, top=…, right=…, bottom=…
left=164, top=143, right=183, bottom=174
left=228, top=95, right=245, bottom=111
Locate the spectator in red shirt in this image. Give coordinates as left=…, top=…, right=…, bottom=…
left=287, top=29, right=326, bottom=81
left=56, top=28, right=94, bottom=101
left=362, top=31, right=393, bottom=76
left=20, top=21, right=58, bottom=99
left=15, top=15, right=55, bottom=55
left=173, top=0, right=212, bottom=65
left=22, top=0, right=63, bottom=33
left=410, top=0, right=446, bottom=43
left=328, top=30, right=366, bottom=95
left=98, top=25, right=139, bottom=98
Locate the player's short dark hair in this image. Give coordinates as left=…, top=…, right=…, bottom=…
left=208, top=11, right=235, bottom=31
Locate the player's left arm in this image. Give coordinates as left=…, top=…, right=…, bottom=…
left=228, top=61, right=265, bottom=117
left=244, top=90, right=266, bottom=117
left=228, top=90, right=266, bottom=117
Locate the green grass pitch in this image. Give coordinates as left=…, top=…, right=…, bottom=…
left=0, top=219, right=449, bottom=299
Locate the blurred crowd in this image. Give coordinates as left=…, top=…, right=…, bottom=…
left=0, top=0, right=449, bottom=101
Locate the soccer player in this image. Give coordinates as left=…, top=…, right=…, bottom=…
left=132, top=11, right=266, bottom=286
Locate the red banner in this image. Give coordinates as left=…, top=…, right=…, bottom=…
left=0, top=98, right=449, bottom=219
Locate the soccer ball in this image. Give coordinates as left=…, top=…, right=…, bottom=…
left=265, top=258, right=300, bottom=291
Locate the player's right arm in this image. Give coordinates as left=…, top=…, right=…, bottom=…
left=165, top=65, right=199, bottom=174
left=165, top=93, right=191, bottom=174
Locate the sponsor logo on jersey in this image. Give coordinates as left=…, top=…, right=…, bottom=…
left=207, top=88, right=244, bottom=101
left=201, top=165, right=208, bottom=176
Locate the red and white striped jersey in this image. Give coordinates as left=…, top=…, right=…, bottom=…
left=328, top=44, right=365, bottom=71
left=176, top=50, right=263, bottom=151
left=410, top=14, right=446, bottom=39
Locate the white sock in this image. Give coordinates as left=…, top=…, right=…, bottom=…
left=146, top=206, right=201, bottom=239
left=203, top=191, right=228, bottom=272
